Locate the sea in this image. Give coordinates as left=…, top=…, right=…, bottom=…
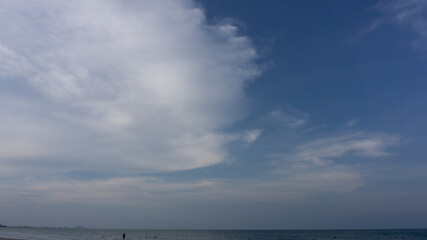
left=0, top=228, right=427, bottom=240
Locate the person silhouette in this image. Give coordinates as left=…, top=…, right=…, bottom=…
left=123, top=233, right=126, bottom=240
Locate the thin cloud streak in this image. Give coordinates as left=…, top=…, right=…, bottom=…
left=266, top=109, right=309, bottom=127
left=354, top=0, right=427, bottom=47
left=0, top=175, right=216, bottom=207
left=290, top=132, right=402, bottom=166
left=267, top=132, right=403, bottom=197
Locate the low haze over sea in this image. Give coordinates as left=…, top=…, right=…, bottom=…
left=1, top=228, right=427, bottom=240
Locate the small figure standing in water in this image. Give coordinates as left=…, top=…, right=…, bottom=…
left=122, top=233, right=126, bottom=240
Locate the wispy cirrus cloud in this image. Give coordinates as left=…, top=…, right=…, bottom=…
left=0, top=0, right=259, bottom=173
left=290, top=132, right=402, bottom=166
left=358, top=0, right=427, bottom=48
left=374, top=0, right=427, bottom=26
left=266, top=108, right=309, bottom=127
left=263, top=132, right=403, bottom=196
left=346, top=119, right=360, bottom=127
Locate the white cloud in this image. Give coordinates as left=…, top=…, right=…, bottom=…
left=375, top=0, right=427, bottom=24
left=267, top=109, right=308, bottom=127
left=290, top=132, right=401, bottom=166
left=346, top=119, right=359, bottom=127
left=360, top=0, right=427, bottom=48
left=241, top=129, right=263, bottom=145
left=0, top=0, right=260, bottom=172
left=262, top=132, right=402, bottom=197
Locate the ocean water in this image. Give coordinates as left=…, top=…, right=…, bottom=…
left=0, top=228, right=426, bottom=240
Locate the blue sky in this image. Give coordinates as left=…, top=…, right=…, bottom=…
left=0, top=0, right=426, bottom=229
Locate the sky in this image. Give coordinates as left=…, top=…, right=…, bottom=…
left=0, top=0, right=426, bottom=229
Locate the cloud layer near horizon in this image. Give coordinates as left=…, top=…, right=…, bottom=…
left=0, top=0, right=259, bottom=173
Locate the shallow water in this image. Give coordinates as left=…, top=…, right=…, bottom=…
left=1, top=228, right=426, bottom=240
